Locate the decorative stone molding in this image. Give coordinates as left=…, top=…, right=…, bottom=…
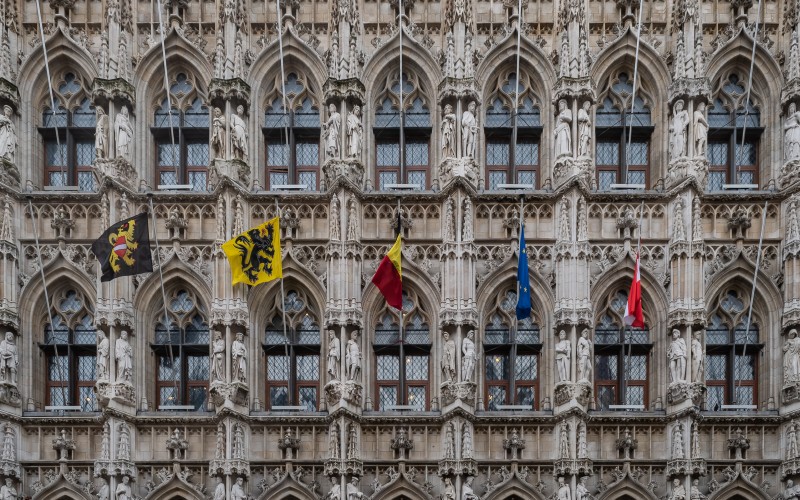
left=437, top=78, right=480, bottom=103
left=554, top=382, right=591, bottom=407
left=208, top=78, right=251, bottom=108
left=210, top=298, right=249, bottom=329
left=209, top=380, right=249, bottom=407
left=95, top=298, right=135, bottom=328
left=278, top=429, right=301, bottom=459
left=666, top=458, right=707, bottom=478
left=440, top=381, right=476, bottom=407
left=668, top=78, right=712, bottom=104
left=390, top=428, right=413, bottom=459
left=92, top=78, right=135, bottom=107
left=0, top=159, right=19, bottom=189
left=553, top=458, right=593, bottom=477
left=781, top=160, right=800, bottom=188
left=324, top=380, right=362, bottom=407
left=208, top=159, right=251, bottom=190
left=323, top=78, right=366, bottom=103
left=0, top=79, right=19, bottom=111
left=437, top=458, right=477, bottom=477
left=438, top=157, right=479, bottom=190
left=553, top=77, right=595, bottom=104
left=208, top=457, right=250, bottom=477
left=666, top=158, right=708, bottom=190
left=324, top=458, right=363, bottom=477
left=93, top=157, right=138, bottom=190
left=666, top=382, right=706, bottom=406
left=322, top=159, right=365, bottom=191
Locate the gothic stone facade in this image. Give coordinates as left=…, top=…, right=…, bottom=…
left=1, top=0, right=800, bottom=499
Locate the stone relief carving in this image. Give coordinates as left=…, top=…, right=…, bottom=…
left=461, top=101, right=477, bottom=158
left=346, top=105, right=362, bottom=159
left=444, top=421, right=455, bottom=459
left=559, top=423, right=570, bottom=459
left=115, top=475, right=132, bottom=500
left=231, top=477, right=246, bottom=500
left=554, top=99, right=572, bottom=158
left=462, top=198, right=474, bottom=241
left=117, top=423, right=131, bottom=461
left=444, top=197, right=455, bottom=243
left=668, top=329, right=687, bottom=384
left=673, top=198, right=687, bottom=242
left=346, top=330, right=361, bottom=381
left=327, top=330, right=340, bottom=380
left=330, top=195, right=341, bottom=241
left=100, top=423, right=110, bottom=460
left=789, top=420, right=799, bottom=460
left=462, top=422, right=473, bottom=458
left=672, top=423, right=685, bottom=459
left=325, top=103, right=341, bottom=160
left=347, top=422, right=359, bottom=459
left=555, top=330, right=571, bottom=383
left=669, top=100, right=689, bottom=160
left=114, top=106, right=133, bottom=161
left=115, top=330, right=133, bottom=384
left=558, top=198, right=571, bottom=241
left=232, top=423, right=245, bottom=459
left=329, top=421, right=340, bottom=459
left=441, top=332, right=457, bottom=382
left=232, top=332, right=247, bottom=383
left=577, top=421, right=588, bottom=459
left=346, top=197, right=358, bottom=241
left=166, top=428, right=188, bottom=460
left=785, top=329, right=800, bottom=385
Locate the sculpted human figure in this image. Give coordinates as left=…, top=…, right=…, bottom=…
left=670, top=478, right=686, bottom=500
left=785, top=329, right=800, bottom=384
left=670, top=100, right=690, bottom=160
left=211, top=107, right=226, bottom=159
left=325, top=103, right=341, bottom=159
left=230, top=105, right=248, bottom=161
left=230, top=477, right=246, bottom=500
left=672, top=424, right=685, bottom=459
left=346, top=477, right=366, bottom=500
left=213, top=477, right=225, bottom=500
left=554, top=99, right=572, bottom=158
left=668, top=329, right=687, bottom=383
left=96, top=332, right=110, bottom=381
left=0, top=105, right=15, bottom=163
left=441, top=103, right=456, bottom=158
left=786, top=102, right=800, bottom=161
left=211, top=331, right=225, bottom=382
left=232, top=332, right=247, bottom=383
left=117, top=424, right=131, bottom=460
left=444, top=421, right=455, bottom=458
left=789, top=421, right=799, bottom=460
left=691, top=331, right=704, bottom=382
left=114, top=106, right=133, bottom=161
left=328, top=477, right=342, bottom=500
left=576, top=328, right=592, bottom=382
left=576, top=476, right=590, bottom=500
left=347, top=105, right=362, bottom=158
left=577, top=100, right=592, bottom=157
left=97, top=479, right=110, bottom=500
left=95, top=107, right=108, bottom=159
left=115, top=330, right=133, bottom=384
left=461, top=330, right=476, bottom=382
left=690, top=479, right=705, bottom=500
left=346, top=331, right=362, bottom=381
left=0, top=478, right=16, bottom=500
left=694, top=102, right=708, bottom=157
left=462, top=476, right=479, bottom=500
left=461, top=101, right=477, bottom=158
left=555, top=330, right=571, bottom=383
left=443, top=478, right=455, bottom=500
left=556, top=476, right=572, bottom=500
left=115, top=476, right=131, bottom=500
left=441, top=332, right=456, bottom=382
left=327, top=330, right=340, bottom=380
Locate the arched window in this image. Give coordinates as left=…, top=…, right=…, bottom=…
left=705, top=288, right=761, bottom=410
left=594, top=289, right=652, bottom=410
left=484, top=72, right=542, bottom=189
left=41, top=289, right=97, bottom=411
left=706, top=74, right=762, bottom=191
left=594, top=72, right=653, bottom=190
left=152, top=289, right=210, bottom=409
left=40, top=72, right=97, bottom=191
left=152, top=72, right=209, bottom=191
left=374, top=71, right=431, bottom=190
left=262, top=289, right=321, bottom=411
left=263, top=72, right=321, bottom=190
left=373, top=290, right=431, bottom=410
left=483, top=289, right=541, bottom=410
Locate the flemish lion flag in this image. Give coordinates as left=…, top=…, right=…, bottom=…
left=371, top=234, right=403, bottom=310
left=91, top=213, right=153, bottom=282
left=222, top=217, right=283, bottom=286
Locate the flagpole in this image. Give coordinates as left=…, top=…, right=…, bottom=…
left=623, top=201, right=645, bottom=406
left=274, top=198, right=292, bottom=405
left=148, top=193, right=181, bottom=406
left=396, top=197, right=404, bottom=346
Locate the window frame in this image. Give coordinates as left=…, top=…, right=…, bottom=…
left=40, top=103, right=97, bottom=191
left=706, top=119, right=763, bottom=190
left=151, top=106, right=210, bottom=190
left=263, top=330, right=321, bottom=411
left=594, top=124, right=654, bottom=189
left=374, top=129, right=432, bottom=190
left=151, top=320, right=211, bottom=410
left=263, top=110, right=321, bottom=191
left=483, top=320, right=542, bottom=410
left=484, top=128, right=542, bottom=190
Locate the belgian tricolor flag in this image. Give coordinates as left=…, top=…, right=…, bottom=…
left=91, top=213, right=154, bottom=282
left=371, top=234, right=403, bottom=310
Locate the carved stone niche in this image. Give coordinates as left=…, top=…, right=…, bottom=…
left=92, top=78, right=135, bottom=109
left=666, top=458, right=707, bottom=478
left=323, top=78, right=366, bottom=104
left=324, top=458, right=363, bottom=477
left=437, top=458, right=477, bottom=477
left=0, top=79, right=20, bottom=112
left=437, top=78, right=480, bottom=104
left=208, top=78, right=251, bottom=111
left=553, top=458, right=593, bottom=477
left=668, top=79, right=712, bottom=106
left=553, top=77, right=595, bottom=105
left=667, top=381, right=706, bottom=406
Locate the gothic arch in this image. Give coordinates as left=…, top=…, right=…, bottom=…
left=133, top=259, right=212, bottom=321
left=483, top=478, right=547, bottom=500
left=705, top=31, right=783, bottom=104
left=596, top=477, right=659, bottom=500
left=707, top=476, right=770, bottom=500
left=590, top=253, right=669, bottom=324
left=254, top=476, right=317, bottom=500
left=591, top=28, right=670, bottom=99
left=704, top=258, right=782, bottom=328
left=134, top=28, right=212, bottom=97
left=362, top=35, right=441, bottom=99
left=18, top=255, right=96, bottom=329
left=371, top=476, right=429, bottom=500
left=362, top=257, right=440, bottom=329
left=249, top=32, right=327, bottom=102
left=477, top=29, right=556, bottom=98
left=144, top=475, right=206, bottom=500
left=30, top=475, right=93, bottom=500
left=477, top=259, right=555, bottom=319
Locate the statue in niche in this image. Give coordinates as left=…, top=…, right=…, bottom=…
left=555, top=330, right=571, bottom=383
left=213, top=477, right=225, bottom=500
left=95, top=107, right=108, bottom=160
left=785, top=329, right=800, bottom=385
left=346, top=105, right=362, bottom=159
left=0, top=332, right=15, bottom=384
left=328, top=477, right=342, bottom=500
left=462, top=476, right=479, bottom=500
left=97, top=478, right=109, bottom=500
left=576, top=328, right=592, bottom=382
left=117, top=424, right=131, bottom=461
left=462, top=423, right=473, bottom=458
left=441, top=104, right=456, bottom=158
left=211, top=331, right=225, bottom=382
left=461, top=101, right=477, bottom=158
left=97, top=332, right=110, bottom=381
left=556, top=476, right=571, bottom=500
left=444, top=421, right=456, bottom=459
left=233, top=424, right=245, bottom=459
left=691, top=422, right=701, bottom=459
left=691, top=331, right=703, bottom=382
left=673, top=198, right=686, bottom=241
left=100, top=424, right=110, bottom=460
left=346, top=197, right=358, bottom=241
left=554, top=99, right=572, bottom=158
left=670, top=478, right=686, bottom=500
left=461, top=330, right=476, bottom=382
left=347, top=477, right=366, bottom=499
left=694, top=102, right=708, bottom=157
left=346, top=331, right=362, bottom=381
left=230, top=477, right=246, bottom=500
left=215, top=424, right=225, bottom=459
left=672, top=424, right=685, bottom=459
left=668, top=329, right=687, bottom=383
left=559, top=197, right=570, bottom=241
left=462, top=198, right=474, bottom=241
left=444, top=197, right=455, bottom=242
left=330, top=195, right=341, bottom=241
left=230, top=105, right=248, bottom=161
left=559, top=423, right=570, bottom=458
left=786, top=102, right=800, bottom=162
left=690, top=479, right=706, bottom=500
left=577, top=422, right=587, bottom=459
left=327, top=330, right=340, bottom=380
left=232, top=332, right=247, bottom=383
left=443, top=478, right=456, bottom=500
left=114, top=106, right=133, bottom=161
left=669, top=100, right=690, bottom=160
left=115, top=476, right=131, bottom=500
left=211, top=107, right=226, bottom=159
left=329, top=421, right=340, bottom=459
left=115, top=330, right=133, bottom=384
left=789, top=420, right=799, bottom=460
left=347, top=423, right=358, bottom=459
left=577, top=101, right=592, bottom=158
left=325, top=103, right=341, bottom=159
left=0, top=106, right=14, bottom=163
left=576, top=476, right=590, bottom=500
left=1, top=425, right=14, bottom=462
left=786, top=480, right=800, bottom=500
left=441, top=332, right=456, bottom=382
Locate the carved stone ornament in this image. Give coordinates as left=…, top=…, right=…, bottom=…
left=438, top=157, right=479, bottom=189
left=208, top=78, right=251, bottom=109
left=322, top=158, right=365, bottom=190
left=554, top=382, right=591, bottom=407
left=92, top=78, right=136, bottom=108
left=666, top=381, right=706, bottom=406
left=727, top=208, right=751, bottom=239
left=503, top=428, right=526, bottom=460
left=165, top=428, right=188, bottom=460
left=440, top=381, right=476, bottom=407
left=52, top=429, right=76, bottom=460
left=0, top=424, right=19, bottom=478
left=93, top=157, right=138, bottom=190
left=616, top=428, right=638, bottom=460
left=324, top=379, right=363, bottom=407
left=390, top=428, right=414, bottom=459
left=278, top=428, right=301, bottom=459
left=727, top=428, right=750, bottom=460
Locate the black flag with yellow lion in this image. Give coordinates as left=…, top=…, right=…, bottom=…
left=91, top=213, right=154, bottom=282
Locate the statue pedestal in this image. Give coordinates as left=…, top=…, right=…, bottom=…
left=438, top=458, right=477, bottom=477
left=322, top=158, right=364, bottom=190
left=0, top=382, right=20, bottom=408
left=440, top=381, right=476, bottom=410
left=781, top=159, right=800, bottom=188
left=209, top=381, right=249, bottom=411
left=666, top=382, right=705, bottom=408
left=438, top=158, right=479, bottom=190
left=93, top=158, right=137, bottom=190
left=554, top=382, right=591, bottom=410
left=0, top=158, right=19, bottom=188
left=552, top=157, right=592, bottom=188
left=666, top=158, right=708, bottom=190
left=325, top=380, right=362, bottom=411
left=208, top=159, right=250, bottom=189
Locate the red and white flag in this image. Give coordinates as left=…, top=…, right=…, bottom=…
left=624, top=253, right=645, bottom=328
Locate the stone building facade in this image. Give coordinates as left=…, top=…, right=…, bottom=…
left=0, top=0, right=799, bottom=498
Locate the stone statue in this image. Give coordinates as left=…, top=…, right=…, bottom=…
left=443, top=478, right=455, bottom=500
left=444, top=196, right=455, bottom=242
left=114, top=106, right=133, bottom=161
left=346, top=197, right=358, bottom=241
left=786, top=480, right=800, bottom=500
left=347, top=422, right=358, bottom=459
left=230, top=105, right=248, bottom=161
left=346, top=105, right=362, bottom=159
left=115, top=476, right=131, bottom=500
left=691, top=422, right=701, bottom=459
left=328, top=477, right=342, bottom=500
left=577, top=422, right=587, bottom=459
left=117, top=423, right=131, bottom=460
left=444, top=421, right=455, bottom=458
left=97, top=332, right=110, bottom=381
left=0, top=478, right=15, bottom=500
left=115, top=330, right=133, bottom=384
left=556, top=476, right=572, bottom=500
left=462, top=423, right=473, bottom=458
left=97, top=478, right=110, bottom=500
left=576, top=476, right=590, bottom=500
left=230, top=477, right=246, bottom=500
left=329, top=421, right=340, bottom=459
left=690, top=479, right=706, bottom=500
left=95, top=107, right=108, bottom=160
left=694, top=102, right=708, bottom=157
left=215, top=424, right=225, bottom=459
left=0, top=332, right=16, bottom=387
left=346, top=331, right=361, bottom=381
left=327, top=330, right=340, bottom=380
left=441, top=332, right=457, bottom=382
left=232, top=332, right=247, bottom=383
left=577, top=100, right=592, bottom=157
left=462, top=198, right=474, bottom=241
left=213, top=477, right=225, bottom=500
left=442, top=103, right=456, bottom=158
left=462, top=476, right=479, bottom=500
left=670, top=478, right=686, bottom=500
left=346, top=477, right=366, bottom=500
left=233, top=424, right=245, bottom=459
left=461, top=330, right=476, bottom=382
left=100, top=424, right=110, bottom=460
left=672, top=424, right=685, bottom=459
left=559, top=197, right=571, bottom=241
left=0, top=106, right=15, bottom=163
left=785, top=329, right=800, bottom=385
left=461, top=101, right=477, bottom=158
left=1, top=425, right=14, bottom=462
left=786, top=102, right=800, bottom=162
left=555, top=330, right=571, bottom=383
left=669, top=100, right=690, bottom=160
left=668, top=329, right=687, bottom=383
left=789, top=420, right=799, bottom=460
left=559, top=423, right=570, bottom=458
left=211, top=107, right=226, bottom=159
left=325, top=103, right=341, bottom=159
left=554, top=99, right=572, bottom=158
left=691, top=331, right=703, bottom=382
left=211, top=331, right=225, bottom=382
left=577, top=328, right=592, bottom=382
left=330, top=195, right=341, bottom=241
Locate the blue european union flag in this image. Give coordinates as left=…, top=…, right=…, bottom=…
left=516, top=226, right=532, bottom=320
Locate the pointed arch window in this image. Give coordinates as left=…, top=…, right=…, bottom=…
left=262, top=289, right=321, bottom=411
left=40, top=72, right=97, bottom=191
left=705, top=289, right=761, bottom=410
left=263, top=72, right=321, bottom=190
left=152, top=289, right=210, bottom=410
left=40, top=289, right=97, bottom=411
left=373, top=291, right=431, bottom=410
left=374, top=72, right=432, bottom=190
left=594, top=289, right=652, bottom=410
left=594, top=73, right=653, bottom=190
left=152, top=73, right=209, bottom=191
left=484, top=72, right=542, bottom=189
left=706, top=74, right=762, bottom=191
left=483, top=289, right=541, bottom=410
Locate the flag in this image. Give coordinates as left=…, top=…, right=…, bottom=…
left=91, top=213, right=153, bottom=282
left=624, top=253, right=645, bottom=328
left=372, top=234, right=403, bottom=310
left=222, top=217, right=282, bottom=286
left=515, top=226, right=532, bottom=320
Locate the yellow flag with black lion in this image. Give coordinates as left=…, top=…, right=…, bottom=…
left=222, top=217, right=283, bottom=286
